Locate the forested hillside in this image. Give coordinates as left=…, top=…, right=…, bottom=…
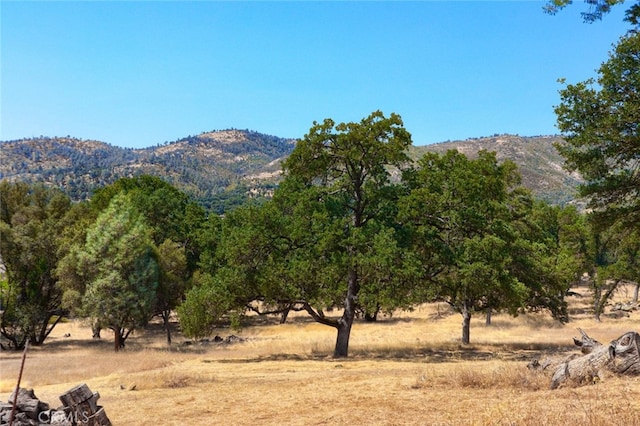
left=0, top=130, right=295, bottom=212
left=0, top=131, right=580, bottom=211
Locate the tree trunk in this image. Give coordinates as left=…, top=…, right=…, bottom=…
left=593, top=279, right=620, bottom=321
left=113, top=327, right=127, bottom=352
left=30, top=313, right=52, bottom=346
left=633, top=283, right=639, bottom=303
left=549, top=330, right=640, bottom=389
left=92, top=322, right=101, bottom=339
left=279, top=306, right=291, bottom=324
left=593, top=286, right=602, bottom=322
left=485, top=309, right=492, bottom=326
left=334, top=317, right=353, bottom=358
left=461, top=301, right=472, bottom=345
left=593, top=309, right=601, bottom=322
left=333, top=268, right=358, bottom=358
left=364, top=304, right=380, bottom=322
left=114, top=329, right=121, bottom=352
left=162, top=310, right=172, bottom=345
left=1, top=328, right=27, bottom=351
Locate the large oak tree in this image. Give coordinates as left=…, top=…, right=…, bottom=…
left=279, top=111, right=414, bottom=357
left=180, top=111, right=415, bottom=358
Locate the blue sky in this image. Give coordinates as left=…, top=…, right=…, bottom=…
left=1, top=1, right=629, bottom=148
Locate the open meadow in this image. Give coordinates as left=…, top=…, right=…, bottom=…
left=1, top=285, right=639, bottom=426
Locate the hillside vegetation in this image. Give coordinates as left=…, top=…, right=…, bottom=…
left=0, top=130, right=295, bottom=212
left=0, top=131, right=580, bottom=210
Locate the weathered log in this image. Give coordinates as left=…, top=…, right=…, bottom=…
left=611, top=302, right=638, bottom=312
left=85, top=407, right=111, bottom=426
left=609, top=331, right=640, bottom=375
left=58, top=384, right=111, bottom=426
left=571, top=327, right=600, bottom=354
left=550, top=330, right=640, bottom=389
left=49, top=409, right=74, bottom=426
left=59, top=383, right=94, bottom=408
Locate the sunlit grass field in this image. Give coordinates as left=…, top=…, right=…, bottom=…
left=1, top=284, right=638, bottom=425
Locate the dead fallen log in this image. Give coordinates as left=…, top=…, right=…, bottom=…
left=545, top=329, right=640, bottom=389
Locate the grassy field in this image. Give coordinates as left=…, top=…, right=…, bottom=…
left=1, top=285, right=639, bottom=425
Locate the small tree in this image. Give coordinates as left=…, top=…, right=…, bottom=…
left=177, top=271, right=234, bottom=340
left=587, top=224, right=640, bottom=320
left=80, top=193, right=159, bottom=351
left=516, top=202, right=592, bottom=322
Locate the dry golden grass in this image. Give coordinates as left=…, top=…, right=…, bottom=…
left=1, top=284, right=639, bottom=425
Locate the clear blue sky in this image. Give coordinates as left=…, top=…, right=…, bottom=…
left=1, top=1, right=629, bottom=148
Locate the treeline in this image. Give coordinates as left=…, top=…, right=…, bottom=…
left=1, top=111, right=638, bottom=357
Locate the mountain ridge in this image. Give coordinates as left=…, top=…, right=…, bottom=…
left=0, top=130, right=581, bottom=211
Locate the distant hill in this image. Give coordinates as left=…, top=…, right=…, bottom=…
left=0, top=131, right=581, bottom=212
left=411, top=134, right=582, bottom=205
left=0, top=130, right=295, bottom=212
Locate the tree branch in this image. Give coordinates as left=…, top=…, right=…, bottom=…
left=245, top=301, right=306, bottom=316
left=303, top=302, right=339, bottom=328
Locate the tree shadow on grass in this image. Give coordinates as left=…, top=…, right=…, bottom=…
left=348, top=341, right=573, bottom=363
left=239, top=311, right=420, bottom=328
left=205, top=341, right=574, bottom=365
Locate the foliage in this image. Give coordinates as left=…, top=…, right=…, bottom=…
left=544, top=0, right=640, bottom=26
left=176, top=271, right=234, bottom=340
left=56, top=176, right=207, bottom=345
left=552, top=4, right=640, bottom=320
left=92, top=176, right=197, bottom=244
left=91, top=175, right=207, bottom=273
left=409, top=135, right=583, bottom=206
left=78, top=193, right=159, bottom=350
left=156, top=239, right=188, bottom=344
left=399, top=151, right=582, bottom=344
left=555, top=32, right=640, bottom=229
left=179, top=111, right=416, bottom=357
left=0, top=182, right=74, bottom=349
left=584, top=222, right=640, bottom=320
left=279, top=111, right=414, bottom=357
left=514, top=202, right=591, bottom=321
left=399, top=151, right=524, bottom=343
